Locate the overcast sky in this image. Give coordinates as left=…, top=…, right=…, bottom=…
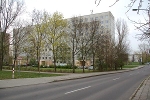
left=23, top=0, right=149, bottom=53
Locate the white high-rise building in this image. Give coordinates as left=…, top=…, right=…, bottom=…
left=37, top=11, right=115, bottom=66
left=13, top=11, right=115, bottom=66
left=68, top=11, right=115, bottom=38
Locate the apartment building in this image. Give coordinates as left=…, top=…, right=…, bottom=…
left=13, top=11, right=115, bottom=66
left=67, top=11, right=115, bottom=66
left=68, top=11, right=115, bottom=38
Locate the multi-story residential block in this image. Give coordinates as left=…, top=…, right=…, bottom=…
left=87, top=11, right=114, bottom=38
left=67, top=11, right=115, bottom=66
left=12, top=11, right=115, bottom=66
left=68, top=11, right=115, bottom=38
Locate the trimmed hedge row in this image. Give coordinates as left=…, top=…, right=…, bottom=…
left=40, top=65, right=77, bottom=69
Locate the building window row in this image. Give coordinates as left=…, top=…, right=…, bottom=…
left=40, top=57, right=51, bottom=60
left=100, top=20, right=109, bottom=24
left=84, top=15, right=109, bottom=22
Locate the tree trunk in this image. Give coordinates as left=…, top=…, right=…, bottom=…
left=92, top=51, right=95, bottom=71
left=36, top=46, right=40, bottom=72
left=72, top=39, right=75, bottom=73
left=0, top=32, right=4, bottom=71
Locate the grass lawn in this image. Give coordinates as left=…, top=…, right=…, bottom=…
left=123, top=62, right=141, bottom=68
left=41, top=68, right=91, bottom=73
left=123, top=65, right=138, bottom=68
left=2, top=66, right=92, bottom=73
left=0, top=71, right=62, bottom=80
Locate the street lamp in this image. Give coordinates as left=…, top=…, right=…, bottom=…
left=132, top=9, right=149, bottom=11
left=132, top=7, right=150, bottom=34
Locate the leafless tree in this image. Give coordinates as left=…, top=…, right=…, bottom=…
left=95, top=28, right=115, bottom=71
left=95, top=0, right=149, bottom=40
left=78, top=18, right=93, bottom=73
left=0, top=0, right=24, bottom=71
left=95, top=0, right=146, bottom=9
left=88, top=19, right=100, bottom=71
left=68, top=16, right=82, bottom=73
left=12, top=20, right=30, bottom=70
left=115, top=18, right=129, bottom=70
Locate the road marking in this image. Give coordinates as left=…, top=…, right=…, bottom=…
left=113, top=77, right=120, bottom=80
left=65, top=86, right=91, bottom=94
left=130, top=74, right=133, bottom=76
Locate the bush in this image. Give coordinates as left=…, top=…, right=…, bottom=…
left=40, top=65, right=77, bottom=69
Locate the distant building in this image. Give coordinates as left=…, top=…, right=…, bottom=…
left=128, top=54, right=142, bottom=62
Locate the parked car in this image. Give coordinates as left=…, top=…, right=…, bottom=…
left=78, top=66, right=88, bottom=69
left=145, top=62, right=150, bottom=65
left=88, top=66, right=93, bottom=70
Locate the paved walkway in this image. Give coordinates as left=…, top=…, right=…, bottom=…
left=0, top=66, right=148, bottom=100
left=130, top=75, right=150, bottom=100
left=0, top=69, right=133, bottom=88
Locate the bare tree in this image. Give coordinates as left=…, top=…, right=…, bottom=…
left=115, top=18, right=129, bottom=70
left=67, top=16, right=81, bottom=73
left=0, top=0, right=24, bottom=71
left=12, top=20, right=30, bottom=70
left=95, top=0, right=146, bottom=9
left=95, top=0, right=149, bottom=40
left=88, top=19, right=100, bottom=71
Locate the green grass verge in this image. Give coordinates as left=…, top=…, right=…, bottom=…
left=2, top=66, right=93, bottom=73
left=123, top=62, right=141, bottom=68
left=0, top=71, right=62, bottom=80
left=123, top=65, right=138, bottom=68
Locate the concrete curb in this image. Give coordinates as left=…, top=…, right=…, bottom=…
left=0, top=66, right=144, bottom=89
left=129, top=75, right=150, bottom=100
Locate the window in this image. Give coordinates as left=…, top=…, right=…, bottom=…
left=105, top=15, right=108, bottom=18
left=106, top=25, right=108, bottom=28
left=100, top=16, right=103, bottom=19
left=85, top=18, right=88, bottom=22
left=100, top=21, right=103, bottom=24
left=49, top=57, right=51, bottom=59
left=106, top=20, right=108, bottom=23
left=95, top=17, right=98, bottom=21
left=42, top=57, right=44, bottom=59
left=45, top=57, right=47, bottom=59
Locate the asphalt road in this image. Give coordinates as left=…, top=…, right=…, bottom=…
left=0, top=65, right=150, bottom=100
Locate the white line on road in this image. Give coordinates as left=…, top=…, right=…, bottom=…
left=130, top=74, right=133, bottom=76
left=65, top=86, right=91, bottom=94
left=113, top=77, right=120, bottom=80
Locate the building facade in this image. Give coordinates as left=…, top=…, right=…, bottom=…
left=80, top=11, right=115, bottom=38
left=12, top=11, right=115, bottom=67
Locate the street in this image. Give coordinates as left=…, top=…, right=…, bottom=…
left=0, top=66, right=150, bottom=100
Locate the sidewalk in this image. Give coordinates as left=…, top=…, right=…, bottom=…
left=0, top=66, right=143, bottom=89
left=130, top=75, right=150, bottom=100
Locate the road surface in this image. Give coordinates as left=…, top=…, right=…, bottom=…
left=0, top=65, right=150, bottom=100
